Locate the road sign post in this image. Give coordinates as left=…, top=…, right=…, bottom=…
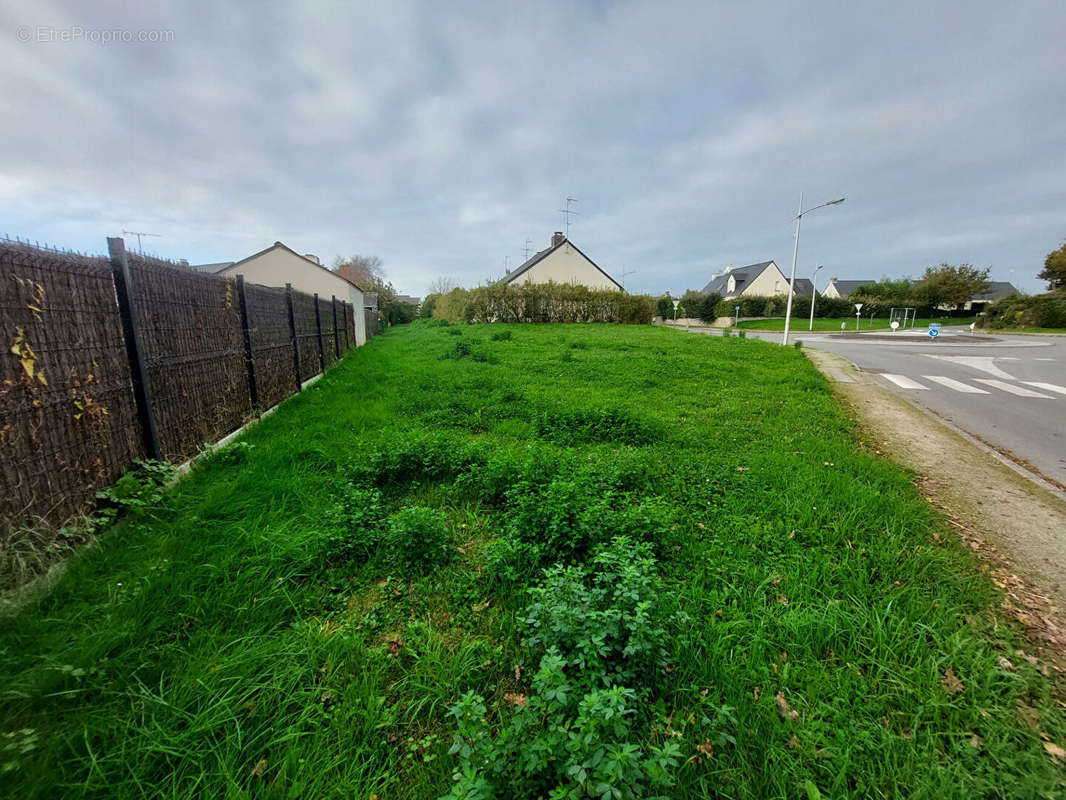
left=854, top=302, right=863, bottom=331
left=734, top=305, right=740, bottom=328
left=928, top=322, right=941, bottom=340
left=672, top=299, right=680, bottom=321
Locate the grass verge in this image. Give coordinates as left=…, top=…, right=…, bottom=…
left=1, top=322, right=1063, bottom=799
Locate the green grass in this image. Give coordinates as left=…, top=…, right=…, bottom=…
left=1, top=322, right=1064, bottom=799
left=738, top=316, right=977, bottom=331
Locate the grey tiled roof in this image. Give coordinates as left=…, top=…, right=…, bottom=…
left=701, top=261, right=774, bottom=295
left=827, top=279, right=875, bottom=296
left=970, top=281, right=1020, bottom=302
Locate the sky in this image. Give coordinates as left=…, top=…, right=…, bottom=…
left=1, top=1, right=1064, bottom=296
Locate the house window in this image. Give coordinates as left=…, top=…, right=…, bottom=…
left=774, top=280, right=781, bottom=293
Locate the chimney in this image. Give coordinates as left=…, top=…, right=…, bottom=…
left=830, top=277, right=838, bottom=283
left=304, top=253, right=320, bottom=264
left=551, top=231, right=565, bottom=247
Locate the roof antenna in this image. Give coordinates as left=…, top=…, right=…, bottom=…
left=523, top=238, right=533, bottom=260
left=558, top=196, right=579, bottom=237
left=620, top=266, right=636, bottom=291
left=122, top=230, right=161, bottom=254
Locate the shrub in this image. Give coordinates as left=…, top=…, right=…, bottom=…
left=463, top=281, right=654, bottom=324
left=92, top=459, right=176, bottom=531
left=444, top=537, right=692, bottom=799
left=794, top=339, right=803, bottom=349
left=324, top=485, right=385, bottom=562
left=737, top=329, right=747, bottom=339
left=491, top=330, right=512, bottom=341
left=447, top=327, right=463, bottom=336
left=385, top=506, right=452, bottom=569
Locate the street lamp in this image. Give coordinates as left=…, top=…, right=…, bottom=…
left=782, top=195, right=845, bottom=346
left=808, top=265, right=823, bottom=331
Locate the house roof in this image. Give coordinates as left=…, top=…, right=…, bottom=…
left=789, top=278, right=815, bottom=298
left=498, top=237, right=623, bottom=291
left=971, top=281, right=1020, bottom=302
left=828, top=279, right=876, bottom=296
left=188, top=260, right=234, bottom=274
left=219, top=241, right=367, bottom=292
left=701, top=261, right=775, bottom=295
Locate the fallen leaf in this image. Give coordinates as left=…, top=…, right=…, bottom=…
left=251, top=759, right=268, bottom=778
left=503, top=692, right=527, bottom=708
left=969, top=733, right=983, bottom=750
left=941, top=668, right=964, bottom=695
left=736, top=466, right=748, bottom=472
left=696, top=738, right=715, bottom=758
left=471, top=600, right=490, bottom=613
left=1043, top=741, right=1066, bottom=761
left=514, top=663, right=521, bottom=681
left=997, top=656, right=1015, bottom=671
left=386, top=637, right=403, bottom=658
left=775, top=691, right=799, bottom=722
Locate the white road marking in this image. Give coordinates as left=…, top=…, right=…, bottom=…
left=1035, top=358, right=1056, bottom=361
left=973, top=379, right=1054, bottom=398
left=998, top=357, right=1021, bottom=361
left=883, top=374, right=929, bottom=390
left=1024, top=381, right=1066, bottom=396
left=922, top=376, right=989, bottom=394
left=924, top=355, right=1016, bottom=380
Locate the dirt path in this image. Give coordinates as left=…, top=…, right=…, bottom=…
left=806, top=348, right=1066, bottom=652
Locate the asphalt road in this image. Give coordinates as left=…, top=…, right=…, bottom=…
left=727, top=326, right=1066, bottom=487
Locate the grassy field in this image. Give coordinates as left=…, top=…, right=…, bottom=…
left=738, top=316, right=977, bottom=331
left=1, top=322, right=1064, bottom=799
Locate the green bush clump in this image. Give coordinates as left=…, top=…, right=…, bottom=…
left=444, top=537, right=701, bottom=799
left=531, top=406, right=657, bottom=446
left=981, top=292, right=1066, bottom=329
left=348, top=433, right=489, bottom=487
left=386, top=506, right=452, bottom=569
left=485, top=478, right=676, bottom=586
left=92, top=459, right=176, bottom=530
left=490, top=330, right=512, bottom=341
left=324, top=484, right=385, bottom=562
left=447, top=327, right=463, bottom=336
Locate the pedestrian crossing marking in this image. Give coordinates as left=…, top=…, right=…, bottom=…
left=922, top=376, right=989, bottom=394
left=883, top=374, right=929, bottom=390
left=973, top=379, right=1054, bottom=399
left=923, top=355, right=1016, bottom=380
left=1023, top=381, right=1066, bottom=396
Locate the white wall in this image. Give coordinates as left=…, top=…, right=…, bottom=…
left=511, top=244, right=620, bottom=291
left=741, top=262, right=788, bottom=296
left=221, top=248, right=367, bottom=345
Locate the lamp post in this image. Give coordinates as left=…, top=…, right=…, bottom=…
left=782, top=195, right=845, bottom=346
left=808, top=265, right=823, bottom=331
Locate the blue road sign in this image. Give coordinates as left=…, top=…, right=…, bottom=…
left=928, top=327, right=939, bottom=339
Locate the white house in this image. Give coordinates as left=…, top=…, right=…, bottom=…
left=501, top=232, right=623, bottom=291
left=192, top=241, right=368, bottom=345
left=701, top=261, right=813, bottom=299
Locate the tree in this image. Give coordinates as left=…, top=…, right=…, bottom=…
left=332, top=254, right=383, bottom=288
left=1039, top=241, right=1066, bottom=291
left=852, top=277, right=915, bottom=306
left=427, top=276, right=459, bottom=296
left=912, top=263, right=991, bottom=309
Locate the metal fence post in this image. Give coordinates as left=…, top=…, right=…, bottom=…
left=332, top=295, right=341, bottom=359
left=285, top=283, right=301, bottom=391
left=313, top=292, right=325, bottom=372
left=107, top=237, right=161, bottom=461
left=236, top=275, right=259, bottom=413
left=341, top=301, right=349, bottom=351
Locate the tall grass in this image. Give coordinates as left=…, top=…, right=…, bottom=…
left=0, top=322, right=1062, bottom=799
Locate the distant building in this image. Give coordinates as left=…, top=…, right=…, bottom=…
left=701, top=261, right=813, bottom=299
left=500, top=232, right=622, bottom=291
left=193, top=241, right=367, bottom=345
left=395, top=295, right=421, bottom=307
left=961, top=282, right=1021, bottom=312
left=822, top=278, right=876, bottom=299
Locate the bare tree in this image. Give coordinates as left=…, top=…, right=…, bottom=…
left=427, top=276, right=458, bottom=295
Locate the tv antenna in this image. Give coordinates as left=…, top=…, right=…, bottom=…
left=523, top=238, right=533, bottom=260
left=620, top=266, right=636, bottom=291
left=504, top=255, right=510, bottom=274
left=558, top=196, right=579, bottom=237
left=122, top=230, right=160, bottom=254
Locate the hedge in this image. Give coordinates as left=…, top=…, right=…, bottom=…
left=437, top=283, right=656, bottom=325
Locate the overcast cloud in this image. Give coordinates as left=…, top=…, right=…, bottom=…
left=1, top=0, right=1064, bottom=295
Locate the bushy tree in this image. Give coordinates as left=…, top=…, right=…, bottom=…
left=912, top=263, right=991, bottom=309
left=1039, top=241, right=1066, bottom=291
left=852, top=277, right=915, bottom=306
